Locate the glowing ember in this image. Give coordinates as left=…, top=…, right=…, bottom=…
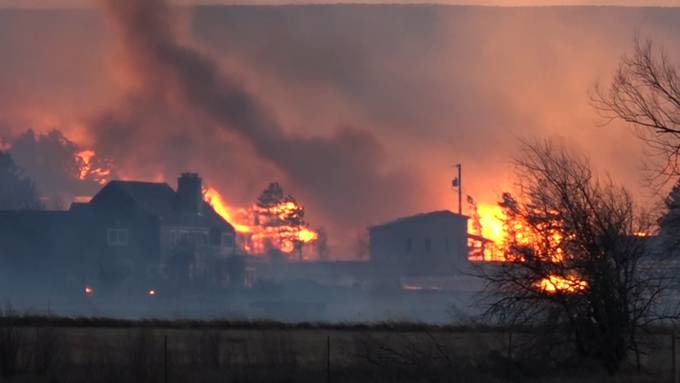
left=203, top=186, right=319, bottom=257
left=468, top=203, right=508, bottom=262
left=468, top=200, right=587, bottom=294
left=538, top=275, right=588, bottom=294
left=75, top=149, right=112, bottom=185
left=476, top=204, right=506, bottom=246
left=468, top=202, right=563, bottom=262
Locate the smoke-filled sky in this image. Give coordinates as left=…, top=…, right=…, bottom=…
left=2, top=3, right=680, bottom=256
left=2, top=1, right=680, bottom=6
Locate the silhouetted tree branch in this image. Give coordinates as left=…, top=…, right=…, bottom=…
left=478, top=140, right=674, bottom=375
left=592, top=37, right=680, bottom=179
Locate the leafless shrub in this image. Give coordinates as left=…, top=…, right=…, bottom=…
left=187, top=329, right=222, bottom=369
left=478, top=140, right=672, bottom=375
left=0, top=305, right=24, bottom=377
left=258, top=331, right=298, bottom=377
left=0, top=326, right=22, bottom=377
left=124, top=328, right=161, bottom=383
left=30, top=326, right=64, bottom=375
left=351, top=332, right=485, bottom=383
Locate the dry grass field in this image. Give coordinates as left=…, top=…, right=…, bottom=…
left=0, top=317, right=674, bottom=382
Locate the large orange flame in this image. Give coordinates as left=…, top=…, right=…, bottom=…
left=538, top=274, right=588, bottom=294
left=204, top=187, right=318, bottom=257
left=204, top=187, right=251, bottom=233
left=469, top=202, right=586, bottom=294
left=75, top=149, right=112, bottom=185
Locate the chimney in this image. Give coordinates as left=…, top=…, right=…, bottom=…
left=177, top=172, right=202, bottom=214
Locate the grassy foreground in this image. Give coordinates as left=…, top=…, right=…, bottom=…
left=0, top=316, right=673, bottom=382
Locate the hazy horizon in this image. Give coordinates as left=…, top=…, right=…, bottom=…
left=1, top=1, right=680, bottom=8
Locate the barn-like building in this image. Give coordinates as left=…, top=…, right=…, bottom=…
left=368, top=211, right=470, bottom=278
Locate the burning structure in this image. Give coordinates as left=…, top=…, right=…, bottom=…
left=205, top=182, right=319, bottom=260
left=0, top=173, right=240, bottom=296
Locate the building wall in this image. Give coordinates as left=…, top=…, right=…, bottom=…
left=369, top=212, right=469, bottom=277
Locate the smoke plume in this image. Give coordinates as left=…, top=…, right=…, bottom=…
left=3, top=5, right=680, bottom=256
left=94, top=0, right=418, bottom=234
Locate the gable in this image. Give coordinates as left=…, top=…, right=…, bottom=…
left=90, top=181, right=176, bottom=217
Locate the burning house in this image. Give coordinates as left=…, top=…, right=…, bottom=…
left=0, top=173, right=240, bottom=296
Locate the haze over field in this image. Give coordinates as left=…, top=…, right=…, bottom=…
left=2, top=3, right=680, bottom=255
left=3, top=1, right=680, bottom=7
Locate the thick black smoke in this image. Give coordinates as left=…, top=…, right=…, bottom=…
left=5, top=5, right=680, bottom=256
left=95, top=0, right=419, bottom=232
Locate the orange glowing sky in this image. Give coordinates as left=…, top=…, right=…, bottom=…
left=1, top=3, right=678, bottom=257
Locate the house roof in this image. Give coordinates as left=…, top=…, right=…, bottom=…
left=104, top=181, right=177, bottom=216
left=369, top=210, right=468, bottom=231
left=91, top=180, right=234, bottom=232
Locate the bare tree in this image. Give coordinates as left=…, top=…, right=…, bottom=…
left=592, top=37, right=680, bottom=178
left=479, top=140, right=672, bottom=375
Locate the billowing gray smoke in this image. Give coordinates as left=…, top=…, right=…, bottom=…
left=94, top=0, right=418, bottom=234
left=5, top=5, right=680, bottom=257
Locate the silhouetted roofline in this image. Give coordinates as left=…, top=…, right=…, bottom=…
left=93, top=179, right=235, bottom=232
left=369, top=210, right=468, bottom=231
left=105, top=180, right=174, bottom=191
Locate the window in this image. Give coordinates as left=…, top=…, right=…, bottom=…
left=107, top=228, right=129, bottom=247
left=406, top=238, right=413, bottom=252
left=222, top=233, right=235, bottom=248
left=169, top=230, right=178, bottom=246
left=425, top=238, right=431, bottom=252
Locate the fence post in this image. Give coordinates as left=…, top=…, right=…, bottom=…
left=164, top=334, right=168, bottom=383
left=506, top=331, right=513, bottom=382
left=672, top=330, right=677, bottom=383
left=326, top=335, right=331, bottom=383
left=507, top=332, right=513, bottom=360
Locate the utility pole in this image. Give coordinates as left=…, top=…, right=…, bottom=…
left=453, top=163, right=462, bottom=215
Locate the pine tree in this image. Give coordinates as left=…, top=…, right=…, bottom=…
left=659, top=180, right=680, bottom=255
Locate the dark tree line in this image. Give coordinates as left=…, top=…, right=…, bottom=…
left=0, top=151, right=42, bottom=210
